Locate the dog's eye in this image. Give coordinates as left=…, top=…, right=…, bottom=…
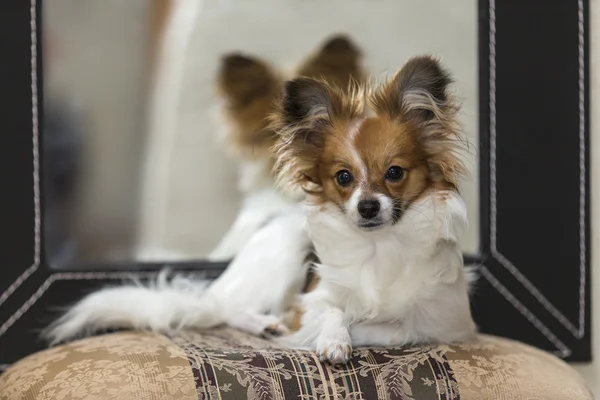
left=335, top=170, right=353, bottom=187
left=385, top=166, right=404, bottom=181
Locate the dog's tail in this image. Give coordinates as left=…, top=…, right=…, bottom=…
left=43, top=271, right=223, bottom=345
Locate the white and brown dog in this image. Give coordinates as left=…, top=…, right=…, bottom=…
left=270, top=55, right=476, bottom=363
left=45, top=49, right=475, bottom=365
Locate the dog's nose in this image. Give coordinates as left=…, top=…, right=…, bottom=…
left=357, top=200, right=380, bottom=219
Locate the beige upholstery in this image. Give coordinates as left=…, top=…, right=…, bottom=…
left=0, top=330, right=591, bottom=400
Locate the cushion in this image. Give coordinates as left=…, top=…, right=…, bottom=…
left=0, top=329, right=592, bottom=400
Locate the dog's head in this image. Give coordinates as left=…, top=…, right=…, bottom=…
left=271, top=56, right=465, bottom=231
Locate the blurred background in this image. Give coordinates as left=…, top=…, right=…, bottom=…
left=43, top=0, right=478, bottom=267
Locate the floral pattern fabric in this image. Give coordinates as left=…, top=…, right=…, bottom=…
left=0, top=330, right=592, bottom=400
left=447, top=335, right=592, bottom=400
left=0, top=332, right=197, bottom=400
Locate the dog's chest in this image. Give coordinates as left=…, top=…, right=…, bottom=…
left=307, top=205, right=442, bottom=321
left=316, top=233, right=428, bottom=321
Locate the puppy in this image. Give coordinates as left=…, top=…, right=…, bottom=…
left=270, top=55, right=476, bottom=364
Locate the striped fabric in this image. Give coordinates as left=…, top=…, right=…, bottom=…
left=173, top=329, right=458, bottom=400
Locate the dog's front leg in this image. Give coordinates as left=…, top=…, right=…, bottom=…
left=293, top=289, right=353, bottom=365
left=279, top=291, right=352, bottom=365
left=314, top=307, right=352, bottom=365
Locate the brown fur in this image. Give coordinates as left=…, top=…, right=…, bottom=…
left=217, top=54, right=282, bottom=158
left=319, top=117, right=433, bottom=208
left=269, top=79, right=366, bottom=190
left=271, top=55, right=466, bottom=206
left=289, top=273, right=320, bottom=332
left=216, top=35, right=366, bottom=160
left=296, top=35, right=365, bottom=90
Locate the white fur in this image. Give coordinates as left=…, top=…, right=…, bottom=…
left=45, top=187, right=476, bottom=360
left=278, top=189, right=476, bottom=364
left=207, top=187, right=299, bottom=261
left=209, top=156, right=304, bottom=261
left=45, top=205, right=311, bottom=344
left=375, top=192, right=394, bottom=222
left=347, top=119, right=368, bottom=179
left=345, top=187, right=364, bottom=223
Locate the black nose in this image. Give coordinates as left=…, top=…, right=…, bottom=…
left=357, top=200, right=380, bottom=219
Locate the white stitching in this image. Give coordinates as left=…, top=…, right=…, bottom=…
left=479, top=266, right=571, bottom=357
left=577, top=0, right=586, bottom=339
left=489, top=0, right=586, bottom=339
left=0, top=0, right=41, bottom=308
left=489, top=0, right=497, bottom=250
left=0, top=275, right=55, bottom=337
left=490, top=250, right=581, bottom=337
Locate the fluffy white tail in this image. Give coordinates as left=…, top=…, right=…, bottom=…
left=43, top=271, right=222, bottom=344
left=44, top=208, right=312, bottom=344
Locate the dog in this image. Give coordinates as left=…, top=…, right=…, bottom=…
left=44, top=49, right=475, bottom=366
left=43, top=35, right=366, bottom=344
left=269, top=55, right=476, bottom=364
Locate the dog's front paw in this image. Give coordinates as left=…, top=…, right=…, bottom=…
left=316, top=329, right=352, bottom=365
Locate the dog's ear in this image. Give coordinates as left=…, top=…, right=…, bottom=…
left=372, top=56, right=465, bottom=186
left=217, top=53, right=279, bottom=104
left=280, top=77, right=335, bottom=127
left=270, top=77, right=337, bottom=189
left=320, top=35, right=361, bottom=56
left=296, top=34, right=365, bottom=91
left=372, top=55, right=452, bottom=125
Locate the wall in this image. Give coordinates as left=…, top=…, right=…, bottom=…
left=45, top=0, right=150, bottom=261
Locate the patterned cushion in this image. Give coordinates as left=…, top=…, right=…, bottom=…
left=0, top=329, right=592, bottom=400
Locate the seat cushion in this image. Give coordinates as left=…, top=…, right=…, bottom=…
left=0, top=329, right=591, bottom=400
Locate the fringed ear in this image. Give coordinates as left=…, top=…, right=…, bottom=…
left=269, top=77, right=339, bottom=191
left=280, top=77, right=335, bottom=126
left=217, top=53, right=280, bottom=105
left=371, top=55, right=453, bottom=124
left=215, top=53, right=282, bottom=158
left=371, top=55, right=466, bottom=186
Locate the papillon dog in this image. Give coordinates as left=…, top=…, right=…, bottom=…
left=270, top=55, right=476, bottom=364
left=44, top=45, right=475, bottom=365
